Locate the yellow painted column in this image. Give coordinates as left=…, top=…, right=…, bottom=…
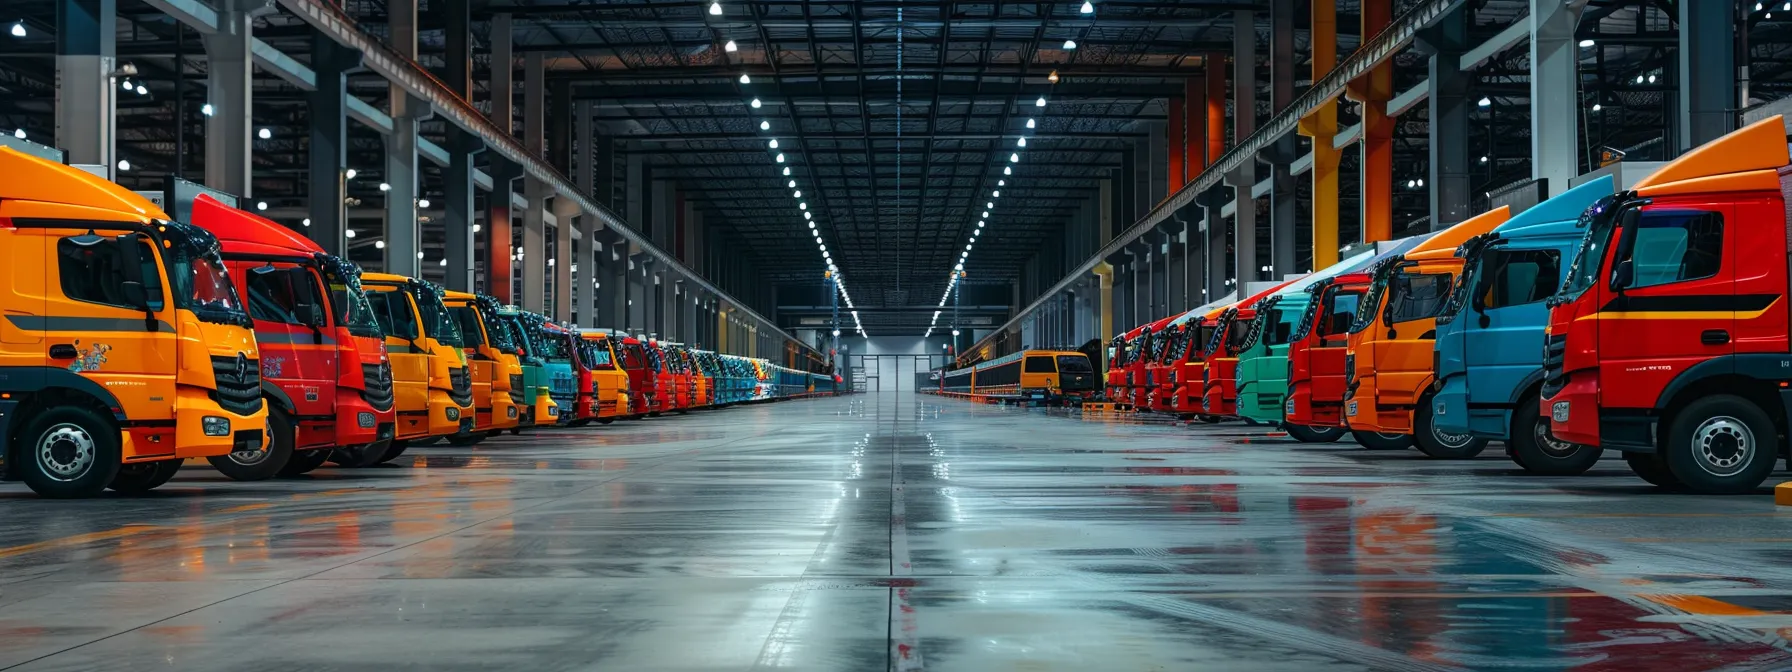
left=1094, top=262, right=1114, bottom=370
left=1348, top=0, right=1395, bottom=244
left=717, top=307, right=728, bottom=353
left=1298, top=0, right=1340, bottom=269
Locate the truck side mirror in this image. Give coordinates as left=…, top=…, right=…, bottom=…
left=294, top=302, right=323, bottom=328
left=1610, top=259, right=1634, bottom=292
left=119, top=281, right=151, bottom=312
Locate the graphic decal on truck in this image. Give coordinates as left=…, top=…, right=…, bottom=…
left=67, top=341, right=112, bottom=373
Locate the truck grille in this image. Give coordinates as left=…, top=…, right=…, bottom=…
left=361, top=362, right=394, bottom=412
left=211, top=355, right=264, bottom=416
left=1540, top=333, right=1567, bottom=398
left=448, top=366, right=473, bottom=407
left=550, top=373, right=576, bottom=404
left=509, top=373, right=524, bottom=392
left=1343, top=353, right=1358, bottom=399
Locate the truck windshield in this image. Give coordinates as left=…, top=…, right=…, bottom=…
left=1057, top=355, right=1094, bottom=373
left=1238, top=297, right=1282, bottom=351
left=318, top=256, right=383, bottom=339
left=410, top=283, right=465, bottom=347
left=448, top=305, right=486, bottom=348
left=478, top=300, right=519, bottom=354
left=162, top=222, right=252, bottom=328
left=647, top=347, right=664, bottom=373
left=588, top=339, right=617, bottom=369
left=1349, top=259, right=1400, bottom=334
left=1202, top=313, right=1233, bottom=356
left=534, top=327, right=571, bottom=360
left=620, top=343, right=647, bottom=369
left=1557, top=193, right=1624, bottom=301
left=1438, top=240, right=1500, bottom=326
left=575, top=339, right=601, bottom=370
left=498, top=315, right=535, bottom=359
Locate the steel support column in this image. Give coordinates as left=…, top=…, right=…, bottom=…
left=1167, top=97, right=1185, bottom=187
left=484, top=161, right=518, bottom=301
left=1530, top=0, right=1587, bottom=197
left=386, top=0, right=423, bottom=278
left=1205, top=53, right=1226, bottom=175
left=1269, top=0, right=1298, bottom=274
left=520, top=53, right=546, bottom=312
left=1678, top=0, right=1736, bottom=152
left=1299, top=0, right=1340, bottom=269
left=1232, top=9, right=1259, bottom=283
left=307, top=29, right=357, bottom=257
left=55, top=0, right=116, bottom=177
left=1424, top=4, right=1472, bottom=228
left=482, top=12, right=514, bottom=301
left=1202, top=190, right=1228, bottom=299
left=201, top=0, right=266, bottom=197
left=1185, top=76, right=1206, bottom=183
left=576, top=100, right=600, bottom=326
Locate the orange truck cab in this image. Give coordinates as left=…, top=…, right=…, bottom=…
left=1543, top=115, right=1792, bottom=494
left=578, top=330, right=632, bottom=421
left=1201, top=280, right=1300, bottom=419
left=0, top=143, right=266, bottom=497
left=1345, top=207, right=1510, bottom=455
left=443, top=291, right=521, bottom=442
left=359, top=273, right=474, bottom=460
left=192, top=192, right=394, bottom=478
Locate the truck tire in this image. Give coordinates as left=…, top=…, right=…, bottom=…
left=375, top=439, right=409, bottom=464
left=280, top=448, right=331, bottom=476
left=208, top=407, right=293, bottom=481
left=1413, top=401, right=1489, bottom=459
left=1351, top=430, right=1412, bottom=450
left=108, top=460, right=182, bottom=494
left=1508, top=402, right=1600, bottom=475
left=1625, top=451, right=1682, bottom=489
left=1285, top=424, right=1346, bottom=443
left=17, top=407, right=124, bottom=498
left=1660, top=395, right=1778, bottom=494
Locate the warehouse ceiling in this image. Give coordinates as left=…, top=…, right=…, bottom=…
left=1, top=0, right=1789, bottom=335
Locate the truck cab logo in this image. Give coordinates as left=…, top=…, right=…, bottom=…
left=67, top=341, right=112, bottom=373
left=237, top=354, right=251, bottom=381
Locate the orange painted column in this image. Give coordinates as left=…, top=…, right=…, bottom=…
left=1297, top=0, right=1340, bottom=268
left=1168, top=97, right=1185, bottom=187
left=1185, top=76, right=1206, bottom=183
left=1205, top=53, right=1227, bottom=170
left=1350, top=0, right=1395, bottom=244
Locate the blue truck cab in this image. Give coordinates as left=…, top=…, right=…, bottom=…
left=1431, top=175, right=1614, bottom=474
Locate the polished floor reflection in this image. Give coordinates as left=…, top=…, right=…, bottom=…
left=3, top=394, right=1792, bottom=670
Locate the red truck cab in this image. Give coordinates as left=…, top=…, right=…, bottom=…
left=616, top=335, right=653, bottom=417
left=1543, top=115, right=1792, bottom=493
left=1106, top=330, right=1141, bottom=405
left=193, top=195, right=394, bottom=477
left=1285, top=273, right=1370, bottom=437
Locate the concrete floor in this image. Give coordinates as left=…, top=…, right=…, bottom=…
left=3, top=394, right=1792, bottom=671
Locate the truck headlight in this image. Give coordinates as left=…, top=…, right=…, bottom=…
left=1552, top=401, right=1570, bottom=423
left=445, top=407, right=460, bottom=421
left=202, top=416, right=231, bottom=437
left=357, top=412, right=377, bottom=428
left=547, top=406, right=559, bottom=416
left=507, top=406, right=518, bottom=419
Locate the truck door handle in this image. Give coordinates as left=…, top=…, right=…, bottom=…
left=1701, top=330, right=1730, bottom=345
left=49, top=344, right=78, bottom=359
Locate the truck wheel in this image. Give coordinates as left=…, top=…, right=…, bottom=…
left=1625, top=451, right=1682, bottom=489
left=1351, top=430, right=1412, bottom=450
left=108, top=460, right=182, bottom=493
left=1508, top=403, right=1600, bottom=475
left=17, top=407, right=124, bottom=498
left=280, top=448, right=331, bottom=476
left=375, top=440, right=409, bottom=465
left=208, top=407, right=292, bottom=481
left=1285, top=424, right=1345, bottom=443
left=1661, top=395, right=1778, bottom=494
left=1413, top=403, right=1488, bottom=459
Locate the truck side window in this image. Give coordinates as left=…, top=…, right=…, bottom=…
left=365, top=290, right=419, bottom=341
left=1389, top=273, right=1451, bottom=324
left=1320, top=292, right=1359, bottom=345
left=245, top=268, right=307, bottom=325
left=57, top=234, right=164, bottom=311
left=1626, top=210, right=1723, bottom=289
left=1483, top=250, right=1562, bottom=309
left=1024, top=356, right=1056, bottom=373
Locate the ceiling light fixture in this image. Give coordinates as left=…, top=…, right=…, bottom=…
left=201, top=103, right=214, bottom=116
left=725, top=40, right=738, bottom=52
left=709, top=2, right=722, bottom=15
left=1081, top=1, right=1095, bottom=13
left=1063, top=39, right=1077, bottom=49
left=739, top=73, right=751, bottom=84
left=419, top=198, right=431, bottom=208
left=1026, top=118, right=1036, bottom=129
left=9, top=21, right=24, bottom=37
left=116, top=159, right=130, bottom=171
left=1035, top=96, right=1047, bottom=107
left=255, top=201, right=268, bottom=211
left=750, top=98, right=762, bottom=108
left=257, top=127, right=272, bottom=139
left=760, top=120, right=770, bottom=130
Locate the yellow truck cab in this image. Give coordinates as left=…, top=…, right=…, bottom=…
left=359, top=273, right=473, bottom=461
left=579, top=329, right=633, bottom=422
left=443, top=291, right=520, bottom=443
left=0, top=144, right=267, bottom=497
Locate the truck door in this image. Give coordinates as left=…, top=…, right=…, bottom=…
left=0, top=229, right=49, bottom=424
left=46, top=229, right=178, bottom=428
left=243, top=265, right=335, bottom=414
left=1465, top=247, right=1563, bottom=406
left=1597, top=204, right=1732, bottom=411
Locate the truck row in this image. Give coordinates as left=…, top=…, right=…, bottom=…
left=0, top=139, right=836, bottom=499
left=1031, top=115, right=1792, bottom=496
